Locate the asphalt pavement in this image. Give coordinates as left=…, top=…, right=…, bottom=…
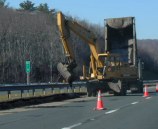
left=0, top=91, right=158, bottom=129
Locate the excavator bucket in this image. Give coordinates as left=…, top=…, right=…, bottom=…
left=57, top=62, right=73, bottom=83
left=108, top=81, right=121, bottom=93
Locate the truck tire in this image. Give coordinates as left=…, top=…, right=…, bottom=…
left=138, top=81, right=143, bottom=93
left=86, top=81, right=98, bottom=97
left=87, top=88, right=92, bottom=97
left=130, top=81, right=143, bottom=93
left=92, top=90, right=97, bottom=97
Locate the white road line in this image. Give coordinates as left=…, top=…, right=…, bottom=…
left=131, top=101, right=139, bottom=105
left=62, top=123, right=82, bottom=129
left=105, top=109, right=119, bottom=114
left=146, top=97, right=152, bottom=99
left=0, top=113, right=12, bottom=116
left=62, top=95, right=152, bottom=129
left=0, top=108, right=36, bottom=116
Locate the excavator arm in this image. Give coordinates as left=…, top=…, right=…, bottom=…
left=57, top=12, right=108, bottom=81
left=57, top=12, right=77, bottom=84
left=57, top=12, right=104, bottom=67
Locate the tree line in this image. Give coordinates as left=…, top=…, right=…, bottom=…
left=0, top=0, right=63, bottom=83
left=0, top=0, right=105, bottom=83
left=137, top=39, right=158, bottom=73
left=0, top=0, right=157, bottom=83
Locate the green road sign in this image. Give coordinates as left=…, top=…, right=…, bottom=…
left=26, top=61, right=31, bottom=73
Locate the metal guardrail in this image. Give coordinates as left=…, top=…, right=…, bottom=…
left=0, top=82, right=87, bottom=91
left=143, top=80, right=158, bottom=86
left=0, top=81, right=87, bottom=100
left=143, top=80, right=158, bottom=83
left=0, top=80, right=157, bottom=101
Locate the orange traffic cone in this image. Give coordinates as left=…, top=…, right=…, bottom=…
left=143, top=85, right=149, bottom=97
left=94, top=90, right=105, bottom=110
left=156, top=83, right=158, bottom=92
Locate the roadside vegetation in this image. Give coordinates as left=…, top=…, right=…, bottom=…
left=0, top=0, right=157, bottom=83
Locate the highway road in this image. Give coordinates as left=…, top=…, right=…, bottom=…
left=0, top=91, right=158, bottom=129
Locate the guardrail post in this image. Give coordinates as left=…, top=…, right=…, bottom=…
left=8, top=91, right=11, bottom=99
left=51, top=88, right=54, bottom=94
left=43, top=88, right=46, bottom=96
left=33, top=89, right=35, bottom=97
left=21, top=90, right=24, bottom=98
left=79, top=86, right=81, bottom=92
left=66, top=87, right=68, bottom=93
left=27, top=90, right=29, bottom=97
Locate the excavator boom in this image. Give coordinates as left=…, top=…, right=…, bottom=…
left=57, top=12, right=104, bottom=68
left=57, top=12, right=75, bottom=62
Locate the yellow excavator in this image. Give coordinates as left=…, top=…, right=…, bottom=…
left=57, top=11, right=143, bottom=96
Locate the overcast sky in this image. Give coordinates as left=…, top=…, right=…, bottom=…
left=6, top=0, right=158, bottom=39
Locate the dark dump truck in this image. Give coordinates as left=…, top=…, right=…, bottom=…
left=104, top=17, right=143, bottom=95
